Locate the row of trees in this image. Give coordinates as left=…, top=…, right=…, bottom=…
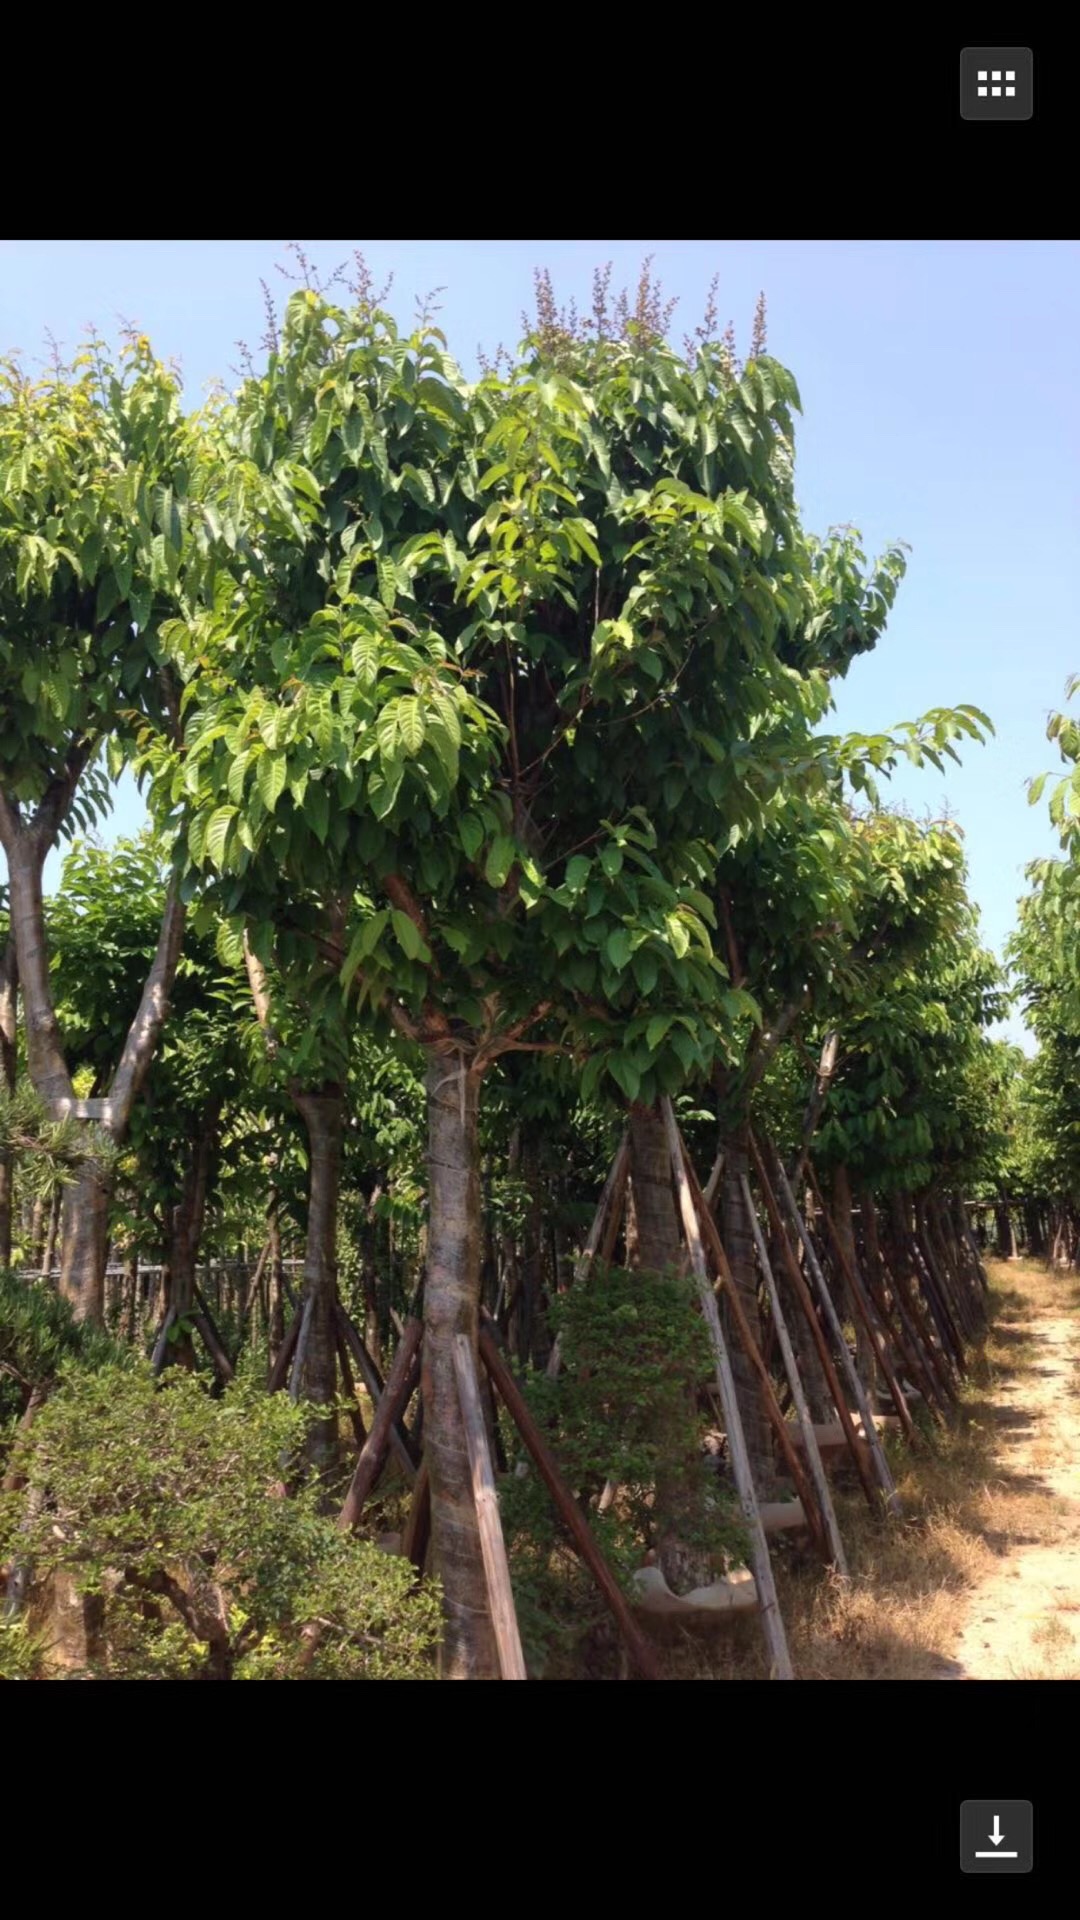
left=0, top=260, right=1030, bottom=1677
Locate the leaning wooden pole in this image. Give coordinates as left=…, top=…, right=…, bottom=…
left=660, top=1100, right=793, bottom=1680
left=335, top=1304, right=418, bottom=1482
left=748, top=1132, right=881, bottom=1510
left=452, top=1334, right=527, bottom=1681
left=479, top=1321, right=660, bottom=1681
left=740, top=1174, right=849, bottom=1577
left=337, top=1317, right=424, bottom=1532
left=803, top=1165, right=918, bottom=1447
left=769, top=1150, right=901, bottom=1518
left=547, top=1132, right=630, bottom=1381
left=677, top=1139, right=832, bottom=1567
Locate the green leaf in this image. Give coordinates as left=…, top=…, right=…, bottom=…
left=351, top=631, right=380, bottom=683
left=390, top=908, right=430, bottom=963
left=256, top=753, right=287, bottom=813
left=606, top=928, right=633, bottom=972
left=377, top=556, right=397, bottom=610
left=459, top=813, right=484, bottom=862
left=646, top=1014, right=673, bottom=1052
left=397, top=698, right=426, bottom=756
left=485, top=834, right=515, bottom=888
left=305, top=782, right=330, bottom=843
left=205, top=805, right=238, bottom=872
left=607, top=1053, right=641, bottom=1102
left=632, top=947, right=659, bottom=995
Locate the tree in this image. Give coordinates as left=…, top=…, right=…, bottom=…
left=0, top=336, right=221, bottom=1318
left=143, top=264, right=989, bottom=1665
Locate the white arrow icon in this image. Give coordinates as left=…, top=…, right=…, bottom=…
left=975, top=1812, right=1018, bottom=1859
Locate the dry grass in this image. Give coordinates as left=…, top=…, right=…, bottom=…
left=661, top=1256, right=1080, bottom=1680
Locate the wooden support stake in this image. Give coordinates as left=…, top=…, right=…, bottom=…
left=336, top=1305, right=419, bottom=1480
left=337, top=1317, right=424, bottom=1532
left=288, top=1294, right=314, bottom=1404
left=660, top=1100, right=793, bottom=1680
left=677, top=1139, right=831, bottom=1567
left=452, top=1333, right=528, bottom=1681
left=769, top=1150, right=901, bottom=1518
left=740, top=1173, right=849, bottom=1577
left=150, top=1306, right=177, bottom=1378
left=803, top=1165, right=918, bottom=1447
left=479, top=1320, right=660, bottom=1681
left=238, top=1234, right=273, bottom=1329
left=193, top=1308, right=235, bottom=1385
left=547, top=1132, right=630, bottom=1380
left=402, top=1457, right=432, bottom=1573
left=334, top=1322, right=368, bottom=1450
left=747, top=1132, right=881, bottom=1511
left=267, top=1301, right=303, bottom=1394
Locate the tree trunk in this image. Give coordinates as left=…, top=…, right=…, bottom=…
left=0, top=938, right=16, bottom=1270
left=268, top=1204, right=285, bottom=1354
left=422, top=1049, right=499, bottom=1679
left=628, top=1102, right=716, bottom=1590
left=40, top=1187, right=61, bottom=1281
left=995, top=1197, right=1017, bottom=1260
left=58, top=1164, right=111, bottom=1324
left=293, top=1087, right=345, bottom=1478
left=163, top=1107, right=220, bottom=1370
left=627, top=1103, right=681, bottom=1273
left=833, top=1165, right=878, bottom=1398
left=721, top=1129, right=773, bottom=1494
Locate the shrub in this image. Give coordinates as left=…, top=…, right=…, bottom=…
left=499, top=1263, right=748, bottom=1674
left=0, top=1365, right=439, bottom=1680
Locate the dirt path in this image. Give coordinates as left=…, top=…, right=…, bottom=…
left=938, top=1259, right=1080, bottom=1679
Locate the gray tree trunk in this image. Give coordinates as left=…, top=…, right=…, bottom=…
left=423, top=1049, right=499, bottom=1679
left=293, top=1087, right=345, bottom=1477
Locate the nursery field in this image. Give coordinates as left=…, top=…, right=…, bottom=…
left=3, top=250, right=1079, bottom=1681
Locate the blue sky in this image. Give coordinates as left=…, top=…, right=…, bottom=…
left=3, top=239, right=1077, bottom=1048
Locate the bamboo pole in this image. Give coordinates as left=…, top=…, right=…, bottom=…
left=660, top=1100, right=793, bottom=1680
left=740, top=1174, right=849, bottom=1577
left=803, top=1166, right=918, bottom=1447
left=547, top=1132, right=630, bottom=1380
left=677, top=1138, right=831, bottom=1567
left=748, top=1132, right=881, bottom=1510
left=769, top=1151, right=901, bottom=1518
left=452, top=1333, right=527, bottom=1681
left=479, top=1320, right=660, bottom=1681
left=337, top=1317, right=424, bottom=1531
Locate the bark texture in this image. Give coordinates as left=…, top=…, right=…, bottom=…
left=0, top=939, right=16, bottom=1270
left=293, top=1087, right=345, bottom=1476
left=423, top=1049, right=499, bottom=1679
left=163, top=1105, right=220, bottom=1370
left=628, top=1103, right=715, bottom=1592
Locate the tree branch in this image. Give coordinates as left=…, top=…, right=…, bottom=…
left=108, top=871, right=187, bottom=1134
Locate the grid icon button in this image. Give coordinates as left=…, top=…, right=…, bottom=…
left=960, top=47, right=1032, bottom=119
